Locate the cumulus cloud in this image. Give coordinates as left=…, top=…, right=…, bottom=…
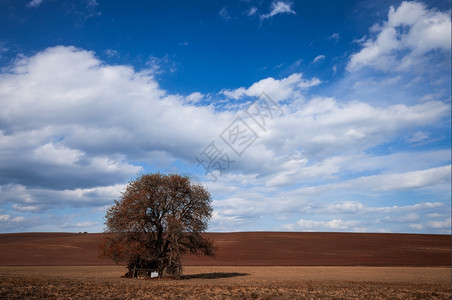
left=260, top=98, right=448, bottom=175
left=1, top=183, right=127, bottom=213
left=220, top=73, right=321, bottom=101
left=0, top=46, right=223, bottom=157
left=184, top=91, right=204, bottom=104
left=348, top=1, right=451, bottom=72
left=0, top=45, right=449, bottom=233
left=0, top=46, right=233, bottom=217
left=260, top=1, right=296, bottom=20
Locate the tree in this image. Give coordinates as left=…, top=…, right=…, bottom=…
left=99, top=173, right=215, bottom=279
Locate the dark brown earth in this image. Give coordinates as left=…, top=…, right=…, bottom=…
left=0, top=232, right=450, bottom=266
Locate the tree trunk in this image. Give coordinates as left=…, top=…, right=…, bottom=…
left=133, top=263, right=137, bottom=278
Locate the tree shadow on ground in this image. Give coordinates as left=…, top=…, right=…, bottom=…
left=181, top=272, right=250, bottom=280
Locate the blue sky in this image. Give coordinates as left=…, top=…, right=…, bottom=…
left=0, top=0, right=450, bottom=234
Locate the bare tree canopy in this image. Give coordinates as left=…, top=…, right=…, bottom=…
left=99, top=173, right=215, bottom=279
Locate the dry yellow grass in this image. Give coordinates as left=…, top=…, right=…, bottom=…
left=1, top=266, right=450, bottom=299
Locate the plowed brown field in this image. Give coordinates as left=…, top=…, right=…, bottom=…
left=0, top=232, right=450, bottom=266
left=0, top=232, right=450, bottom=299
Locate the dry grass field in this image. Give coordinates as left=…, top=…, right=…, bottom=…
left=0, top=266, right=450, bottom=299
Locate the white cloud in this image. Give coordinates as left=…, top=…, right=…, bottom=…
left=332, top=65, right=337, bottom=74
left=0, top=43, right=8, bottom=57
left=12, top=204, right=39, bottom=212
left=185, top=92, right=204, bottom=104
left=33, top=142, right=83, bottom=166
left=221, top=73, right=321, bottom=101
left=261, top=98, right=448, bottom=176
left=326, top=201, right=445, bottom=214
left=147, top=54, right=177, bottom=73
left=0, top=45, right=449, bottom=233
left=1, top=183, right=127, bottom=211
left=219, top=6, right=231, bottom=20
left=343, top=165, right=451, bottom=192
left=104, top=49, right=119, bottom=58
left=260, top=1, right=296, bottom=20
left=409, top=223, right=424, bottom=230
left=248, top=7, right=258, bottom=16
left=0, top=213, right=31, bottom=231
left=74, top=221, right=98, bottom=228
left=283, top=218, right=364, bottom=232
left=427, top=218, right=451, bottom=229
left=86, top=0, right=98, bottom=8
left=426, top=213, right=442, bottom=218
left=210, top=210, right=255, bottom=232
left=27, top=0, right=43, bottom=8
left=405, top=130, right=430, bottom=143
left=312, top=55, right=325, bottom=63
left=348, top=1, right=451, bottom=72
left=209, top=167, right=448, bottom=231
left=0, top=46, right=223, bottom=159
left=0, top=46, right=234, bottom=214
left=207, top=82, right=449, bottom=191
left=0, top=214, right=24, bottom=222
left=398, top=213, right=421, bottom=223
left=326, top=201, right=365, bottom=213
left=328, top=33, right=340, bottom=41
left=283, top=165, right=450, bottom=194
